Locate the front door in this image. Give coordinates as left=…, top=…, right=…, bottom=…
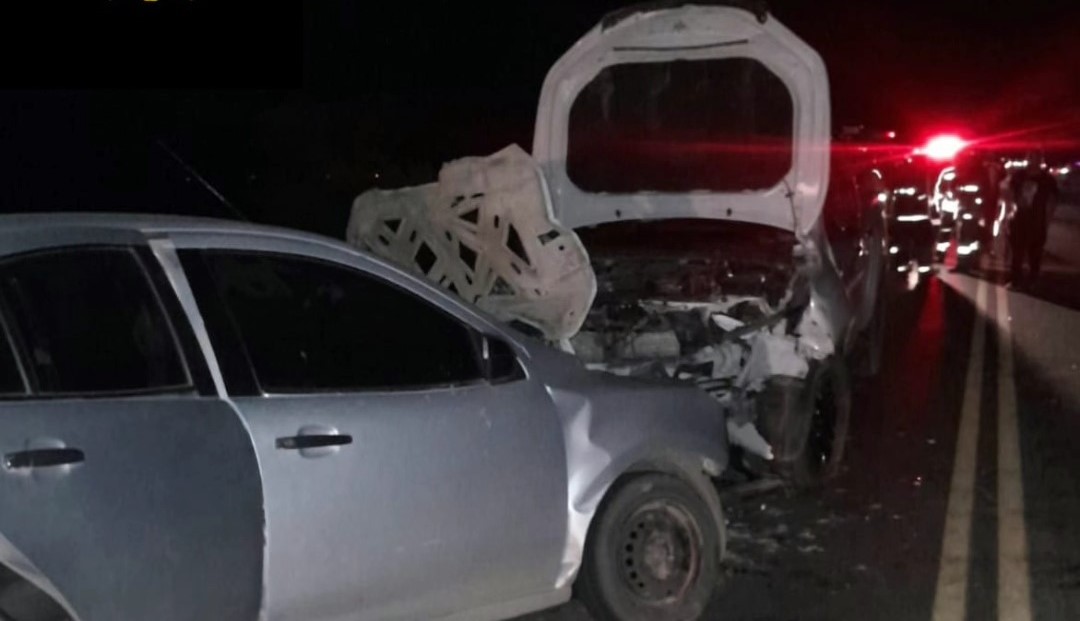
left=0, top=244, right=263, bottom=620
left=177, top=243, right=566, bottom=620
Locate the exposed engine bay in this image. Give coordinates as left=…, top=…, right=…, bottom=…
left=348, top=146, right=836, bottom=463
left=571, top=220, right=835, bottom=459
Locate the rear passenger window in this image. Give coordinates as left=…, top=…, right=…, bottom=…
left=186, top=251, right=482, bottom=393
left=0, top=248, right=189, bottom=395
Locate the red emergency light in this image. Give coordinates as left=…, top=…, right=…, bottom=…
left=921, top=134, right=967, bottom=161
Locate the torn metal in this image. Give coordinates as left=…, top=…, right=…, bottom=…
left=568, top=242, right=833, bottom=460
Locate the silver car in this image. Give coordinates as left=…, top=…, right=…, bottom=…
left=0, top=214, right=727, bottom=621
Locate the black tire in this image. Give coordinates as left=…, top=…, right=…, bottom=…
left=576, top=473, right=722, bottom=621
left=853, top=276, right=888, bottom=378
left=756, top=360, right=852, bottom=488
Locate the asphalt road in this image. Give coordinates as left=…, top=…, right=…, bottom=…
left=520, top=202, right=1080, bottom=621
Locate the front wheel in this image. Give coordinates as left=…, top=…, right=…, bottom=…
left=757, top=360, right=852, bottom=487
left=852, top=267, right=889, bottom=378
left=576, top=473, right=722, bottom=621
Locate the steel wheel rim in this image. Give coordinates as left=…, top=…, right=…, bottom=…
left=616, top=499, right=702, bottom=605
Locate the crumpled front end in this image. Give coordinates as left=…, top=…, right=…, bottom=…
left=347, top=147, right=842, bottom=465
left=570, top=218, right=837, bottom=461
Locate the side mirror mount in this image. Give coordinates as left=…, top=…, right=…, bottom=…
left=480, top=335, right=526, bottom=384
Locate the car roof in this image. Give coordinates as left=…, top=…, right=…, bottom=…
left=0, top=212, right=339, bottom=247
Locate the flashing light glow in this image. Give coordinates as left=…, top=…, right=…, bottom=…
left=942, top=198, right=960, bottom=214
left=1059, top=167, right=1071, bottom=176
left=897, top=265, right=909, bottom=273
left=876, top=192, right=889, bottom=203
left=937, top=241, right=951, bottom=252
left=1005, top=160, right=1029, bottom=169
left=975, top=197, right=984, bottom=205
left=894, top=187, right=918, bottom=196
left=887, top=131, right=897, bottom=139
left=889, top=245, right=899, bottom=255
left=918, top=266, right=932, bottom=274
left=943, top=170, right=957, bottom=181
left=897, top=214, right=930, bottom=222
left=962, top=212, right=974, bottom=221
left=956, top=241, right=980, bottom=256
left=959, top=184, right=980, bottom=193
left=924, top=135, right=967, bottom=161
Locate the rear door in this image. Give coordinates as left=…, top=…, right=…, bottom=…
left=175, top=238, right=567, bottom=621
left=0, top=238, right=263, bottom=621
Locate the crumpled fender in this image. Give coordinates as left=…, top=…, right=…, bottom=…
left=533, top=351, right=728, bottom=588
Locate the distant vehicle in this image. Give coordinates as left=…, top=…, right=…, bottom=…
left=1053, top=162, right=1079, bottom=198
left=0, top=214, right=729, bottom=621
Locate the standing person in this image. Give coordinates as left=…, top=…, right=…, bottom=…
left=983, top=158, right=1003, bottom=256
left=1008, top=156, right=1059, bottom=287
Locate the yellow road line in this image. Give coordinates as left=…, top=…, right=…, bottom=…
left=996, top=286, right=1032, bottom=621
left=932, top=278, right=987, bottom=621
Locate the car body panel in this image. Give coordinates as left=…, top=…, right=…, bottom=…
left=0, top=223, right=264, bottom=621
left=166, top=231, right=569, bottom=620
left=0, top=398, right=264, bottom=621
left=518, top=342, right=729, bottom=588
left=533, top=4, right=831, bottom=234
left=822, top=160, right=888, bottom=336
left=221, top=387, right=566, bottom=621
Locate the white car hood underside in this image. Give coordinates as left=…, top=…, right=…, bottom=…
left=531, top=4, right=831, bottom=234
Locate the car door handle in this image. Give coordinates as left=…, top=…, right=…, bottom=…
left=275, top=434, right=353, bottom=450
left=5, top=448, right=85, bottom=470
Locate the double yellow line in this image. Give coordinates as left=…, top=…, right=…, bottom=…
left=932, top=279, right=1031, bottom=621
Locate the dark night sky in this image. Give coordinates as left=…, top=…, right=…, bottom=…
left=305, top=1, right=1080, bottom=132
left=1, top=0, right=1078, bottom=235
